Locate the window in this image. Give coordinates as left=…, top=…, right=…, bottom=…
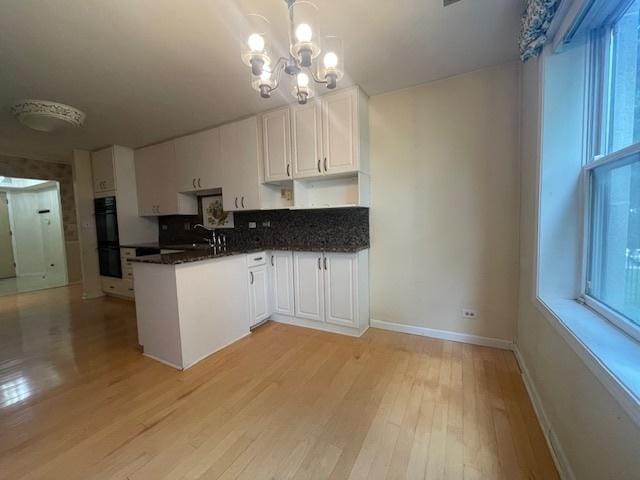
left=607, top=0, right=640, bottom=152
left=587, top=153, right=640, bottom=328
left=585, top=0, right=640, bottom=340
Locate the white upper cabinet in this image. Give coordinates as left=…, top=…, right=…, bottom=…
left=323, top=253, right=357, bottom=328
left=289, top=86, right=367, bottom=179
left=135, top=141, right=197, bottom=216
left=262, top=108, right=292, bottom=182
left=174, top=128, right=221, bottom=192
left=220, top=116, right=261, bottom=211
left=291, top=100, right=323, bottom=179
left=92, top=148, right=116, bottom=193
left=323, top=88, right=359, bottom=175
left=293, top=251, right=325, bottom=323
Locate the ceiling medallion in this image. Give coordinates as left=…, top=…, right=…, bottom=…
left=241, top=0, right=344, bottom=104
left=10, top=99, right=86, bottom=132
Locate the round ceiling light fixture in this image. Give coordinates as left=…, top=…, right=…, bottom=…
left=10, top=99, right=86, bottom=132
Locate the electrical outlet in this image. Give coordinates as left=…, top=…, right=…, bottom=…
left=262, top=220, right=271, bottom=227
left=248, top=222, right=257, bottom=229
left=462, top=308, right=477, bottom=319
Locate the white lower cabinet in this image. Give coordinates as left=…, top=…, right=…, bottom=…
left=323, top=253, right=358, bottom=328
left=248, top=253, right=270, bottom=328
left=263, top=249, right=369, bottom=336
left=293, top=252, right=325, bottom=323
left=269, top=251, right=295, bottom=316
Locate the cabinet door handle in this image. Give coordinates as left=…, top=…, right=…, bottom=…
left=192, top=178, right=196, bottom=189
left=286, top=164, right=290, bottom=177
left=318, top=257, right=321, bottom=270
left=198, top=178, right=202, bottom=188
left=324, top=157, right=327, bottom=172
left=254, top=257, right=263, bottom=261
left=324, top=257, right=327, bottom=270
left=317, top=159, right=321, bottom=173
left=241, top=196, right=245, bottom=208
left=235, top=197, right=238, bottom=208
left=271, top=255, right=274, bottom=266
left=250, top=271, right=254, bottom=284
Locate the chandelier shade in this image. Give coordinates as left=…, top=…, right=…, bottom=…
left=241, top=0, right=343, bottom=104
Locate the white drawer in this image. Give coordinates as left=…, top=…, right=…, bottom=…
left=122, top=279, right=135, bottom=298
left=247, top=252, right=267, bottom=268
left=120, top=248, right=136, bottom=259
left=101, top=276, right=134, bottom=298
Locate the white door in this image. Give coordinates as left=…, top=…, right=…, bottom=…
left=293, top=251, right=324, bottom=322
left=292, top=100, right=323, bottom=178
left=249, top=266, right=270, bottom=327
left=322, top=89, right=358, bottom=175
left=0, top=192, right=16, bottom=279
left=323, top=253, right=358, bottom=327
left=270, top=251, right=294, bottom=316
left=92, top=147, right=116, bottom=193
left=220, top=117, right=260, bottom=211
left=174, top=128, right=221, bottom=192
left=263, top=108, right=292, bottom=182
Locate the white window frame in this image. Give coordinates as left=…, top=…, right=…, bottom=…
left=581, top=8, right=640, bottom=343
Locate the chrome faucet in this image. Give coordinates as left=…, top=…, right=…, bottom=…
left=194, top=224, right=226, bottom=248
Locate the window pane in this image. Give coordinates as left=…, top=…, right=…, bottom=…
left=588, top=156, right=640, bottom=325
left=608, top=0, right=640, bottom=152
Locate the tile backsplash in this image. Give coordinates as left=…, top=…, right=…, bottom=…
left=159, top=207, right=369, bottom=249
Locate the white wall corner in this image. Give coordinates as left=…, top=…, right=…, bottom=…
left=513, top=346, right=577, bottom=480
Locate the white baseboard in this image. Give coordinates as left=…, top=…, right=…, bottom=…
left=370, top=318, right=514, bottom=350
left=271, top=314, right=369, bottom=337
left=513, top=346, right=575, bottom=480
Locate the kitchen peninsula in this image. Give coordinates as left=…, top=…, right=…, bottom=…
left=130, top=208, right=370, bottom=370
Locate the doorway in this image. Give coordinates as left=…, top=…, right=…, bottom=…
left=0, top=176, right=68, bottom=296
left=0, top=191, right=16, bottom=279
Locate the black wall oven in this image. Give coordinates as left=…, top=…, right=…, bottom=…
left=95, top=196, right=122, bottom=278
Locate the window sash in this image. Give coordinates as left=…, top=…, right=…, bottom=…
left=583, top=146, right=640, bottom=339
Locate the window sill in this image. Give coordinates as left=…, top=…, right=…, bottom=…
left=534, top=296, right=640, bottom=427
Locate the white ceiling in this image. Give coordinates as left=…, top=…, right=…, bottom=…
left=0, top=0, right=525, bottom=162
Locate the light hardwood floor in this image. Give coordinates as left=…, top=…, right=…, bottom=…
left=0, top=285, right=559, bottom=479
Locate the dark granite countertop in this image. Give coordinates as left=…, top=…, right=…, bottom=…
left=128, top=244, right=369, bottom=265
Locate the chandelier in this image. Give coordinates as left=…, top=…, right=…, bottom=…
left=241, top=0, right=343, bottom=104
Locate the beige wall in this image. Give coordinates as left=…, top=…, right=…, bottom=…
left=369, top=63, right=520, bottom=341
left=72, top=150, right=102, bottom=299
